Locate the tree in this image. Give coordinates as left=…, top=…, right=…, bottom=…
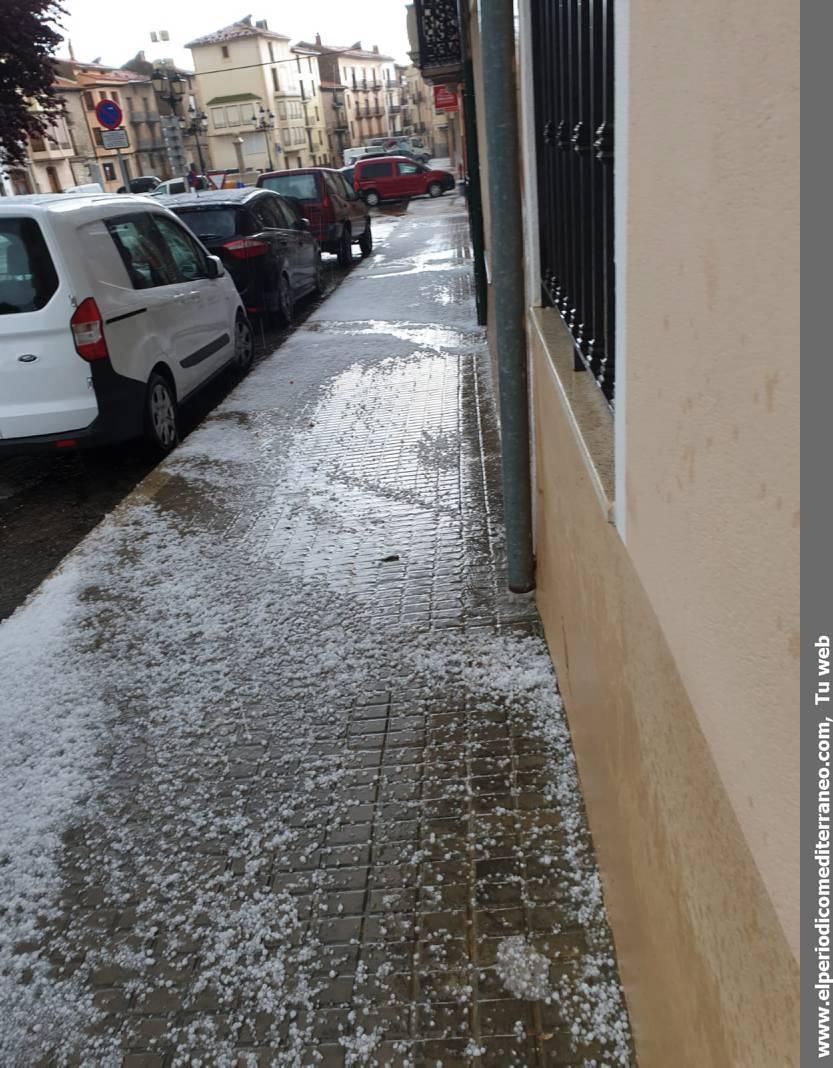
left=0, top=0, right=66, bottom=166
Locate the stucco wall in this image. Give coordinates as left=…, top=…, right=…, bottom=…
left=529, top=314, right=800, bottom=1066
left=622, top=0, right=799, bottom=955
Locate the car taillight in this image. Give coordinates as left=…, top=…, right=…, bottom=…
left=70, top=298, right=108, bottom=361
left=223, top=238, right=270, bottom=259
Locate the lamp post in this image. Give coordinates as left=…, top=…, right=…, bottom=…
left=254, top=105, right=276, bottom=170
left=180, top=105, right=208, bottom=175
left=232, top=136, right=246, bottom=181
left=151, top=68, right=186, bottom=178
left=150, top=68, right=185, bottom=114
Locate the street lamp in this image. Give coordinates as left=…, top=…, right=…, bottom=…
left=180, top=104, right=208, bottom=174
left=150, top=69, right=185, bottom=114
left=254, top=105, right=276, bottom=170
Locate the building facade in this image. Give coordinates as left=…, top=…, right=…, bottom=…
left=411, top=0, right=799, bottom=1064
left=292, top=46, right=330, bottom=167
left=187, top=18, right=308, bottom=174
left=320, top=82, right=350, bottom=165
left=54, top=61, right=167, bottom=191
left=300, top=38, right=398, bottom=149
left=401, top=64, right=445, bottom=156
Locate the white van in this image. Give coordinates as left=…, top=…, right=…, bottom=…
left=0, top=194, right=252, bottom=454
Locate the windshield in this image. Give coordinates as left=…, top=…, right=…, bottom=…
left=0, top=218, right=58, bottom=315
left=173, top=207, right=240, bottom=240
left=259, top=174, right=319, bottom=201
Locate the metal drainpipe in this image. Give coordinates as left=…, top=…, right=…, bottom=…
left=479, top=0, right=535, bottom=592
left=459, top=0, right=488, bottom=326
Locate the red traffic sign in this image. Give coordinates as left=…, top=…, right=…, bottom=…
left=95, top=98, right=123, bottom=130
left=433, top=86, right=458, bottom=112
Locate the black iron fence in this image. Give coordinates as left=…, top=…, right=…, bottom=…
left=532, top=0, right=616, bottom=406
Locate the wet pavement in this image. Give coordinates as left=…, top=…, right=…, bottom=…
left=0, top=213, right=400, bottom=623
left=0, top=197, right=633, bottom=1066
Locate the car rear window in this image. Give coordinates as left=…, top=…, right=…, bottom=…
left=259, top=174, right=319, bottom=201
left=172, top=207, right=241, bottom=240
left=0, top=217, right=59, bottom=315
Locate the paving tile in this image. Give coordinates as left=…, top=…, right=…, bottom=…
left=4, top=200, right=632, bottom=1068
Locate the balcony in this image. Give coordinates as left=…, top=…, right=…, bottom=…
left=412, top=0, right=463, bottom=83
left=128, top=111, right=160, bottom=124
left=388, top=104, right=402, bottom=114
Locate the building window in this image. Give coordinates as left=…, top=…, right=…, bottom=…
left=308, top=58, right=312, bottom=73
left=93, top=128, right=104, bottom=145
left=221, top=45, right=230, bottom=59
left=226, top=106, right=240, bottom=125
left=99, top=91, right=107, bottom=101
left=103, top=162, right=116, bottom=180
left=315, top=107, right=320, bottom=121
left=84, top=91, right=95, bottom=110
left=272, top=68, right=279, bottom=92
left=111, top=90, right=120, bottom=104
left=268, top=42, right=274, bottom=62
left=211, top=108, right=226, bottom=128
left=126, top=96, right=134, bottom=113
left=532, top=0, right=616, bottom=405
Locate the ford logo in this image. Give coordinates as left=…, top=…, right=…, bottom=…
left=17, top=354, right=38, bottom=363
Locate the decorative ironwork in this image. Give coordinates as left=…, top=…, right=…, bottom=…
left=414, top=0, right=462, bottom=80
left=532, top=0, right=616, bottom=406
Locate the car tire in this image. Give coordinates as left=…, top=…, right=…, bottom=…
left=358, top=222, right=373, bottom=258
left=231, top=314, right=254, bottom=374
left=277, top=274, right=294, bottom=325
left=428, top=181, right=443, bottom=198
left=364, top=190, right=380, bottom=208
left=144, top=371, right=178, bottom=454
left=337, top=226, right=353, bottom=267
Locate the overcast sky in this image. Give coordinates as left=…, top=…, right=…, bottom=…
left=56, top=0, right=413, bottom=70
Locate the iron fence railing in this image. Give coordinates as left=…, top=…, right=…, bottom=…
left=532, top=0, right=616, bottom=406
left=413, top=0, right=462, bottom=81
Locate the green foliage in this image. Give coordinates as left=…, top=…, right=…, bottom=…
left=0, top=0, right=66, bottom=166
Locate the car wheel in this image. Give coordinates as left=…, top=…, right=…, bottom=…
left=232, top=314, right=254, bottom=373
left=337, top=226, right=353, bottom=267
left=358, top=221, right=373, bottom=258
left=144, top=371, right=178, bottom=454
left=277, top=274, right=294, bottom=325
left=364, top=190, right=380, bottom=208
left=428, top=181, right=443, bottom=198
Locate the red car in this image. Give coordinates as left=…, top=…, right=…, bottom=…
left=257, top=167, right=372, bottom=266
left=351, top=156, right=455, bottom=206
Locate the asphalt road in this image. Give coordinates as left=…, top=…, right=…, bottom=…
left=0, top=209, right=410, bottom=621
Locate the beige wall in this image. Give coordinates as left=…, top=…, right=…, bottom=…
left=192, top=35, right=309, bottom=171
left=528, top=313, right=799, bottom=1067
left=622, top=0, right=799, bottom=956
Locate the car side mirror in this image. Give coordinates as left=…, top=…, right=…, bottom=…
left=297, top=218, right=311, bottom=232
left=205, top=255, right=224, bottom=279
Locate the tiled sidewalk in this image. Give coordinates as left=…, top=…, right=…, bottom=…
left=0, top=200, right=632, bottom=1067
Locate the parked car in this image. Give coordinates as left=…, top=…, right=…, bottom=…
left=364, top=136, right=432, bottom=163
left=0, top=194, right=252, bottom=455
left=256, top=167, right=372, bottom=266
left=351, top=156, right=455, bottom=206
left=157, top=188, right=322, bottom=321
left=117, top=176, right=161, bottom=194
left=152, top=175, right=210, bottom=196
left=340, top=166, right=355, bottom=188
